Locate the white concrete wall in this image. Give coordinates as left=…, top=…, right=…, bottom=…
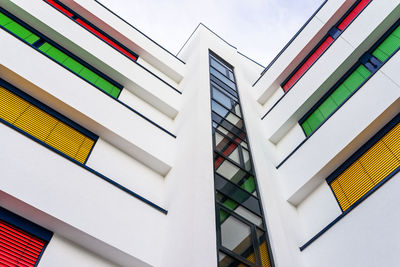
left=39, top=234, right=118, bottom=267
left=0, top=28, right=176, bottom=176
left=300, top=171, right=400, bottom=267
left=3, top=0, right=182, bottom=119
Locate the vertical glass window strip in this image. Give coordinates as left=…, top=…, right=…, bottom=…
left=0, top=8, right=123, bottom=99
left=44, top=0, right=138, bottom=61
left=281, top=0, right=372, bottom=92
left=209, top=52, right=274, bottom=267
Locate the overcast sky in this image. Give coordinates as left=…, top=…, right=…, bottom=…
left=99, top=0, right=322, bottom=67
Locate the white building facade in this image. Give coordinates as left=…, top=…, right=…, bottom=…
left=0, top=0, right=399, bottom=266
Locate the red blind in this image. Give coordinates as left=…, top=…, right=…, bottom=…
left=0, top=220, right=46, bottom=267
left=337, top=0, right=371, bottom=31
left=45, top=0, right=138, bottom=61
left=283, top=36, right=334, bottom=92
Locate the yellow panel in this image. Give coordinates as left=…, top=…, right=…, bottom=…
left=331, top=121, right=400, bottom=211
left=259, top=242, right=272, bottom=267
left=75, top=137, right=95, bottom=164
left=330, top=179, right=351, bottom=211
left=359, top=141, right=400, bottom=184
left=46, top=121, right=86, bottom=161
left=0, top=87, right=30, bottom=124
left=0, top=85, right=95, bottom=164
left=382, top=123, right=400, bottom=160
left=334, top=160, right=374, bottom=210
left=14, top=106, right=58, bottom=142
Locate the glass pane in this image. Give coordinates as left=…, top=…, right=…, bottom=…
left=216, top=159, right=247, bottom=184
left=212, top=100, right=243, bottom=129
left=219, top=252, right=249, bottom=267
left=220, top=211, right=255, bottom=263
left=212, top=112, right=246, bottom=141
left=215, top=175, right=261, bottom=215
left=256, top=230, right=273, bottom=267
left=210, top=67, right=236, bottom=89
left=228, top=70, right=235, bottom=81
left=211, top=78, right=238, bottom=99
left=215, top=160, right=256, bottom=195
left=242, top=148, right=251, bottom=171
left=211, top=57, right=228, bottom=76
left=213, top=86, right=233, bottom=109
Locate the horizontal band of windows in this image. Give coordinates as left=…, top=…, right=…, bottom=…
left=0, top=8, right=122, bottom=97
left=0, top=79, right=97, bottom=164
left=281, top=0, right=371, bottom=93
left=43, top=0, right=183, bottom=94
left=260, top=0, right=372, bottom=120
left=300, top=113, right=400, bottom=250
left=276, top=18, right=400, bottom=168
left=44, top=0, right=138, bottom=62
left=299, top=17, right=400, bottom=136
left=0, top=9, right=176, bottom=138
left=0, top=213, right=50, bottom=266
left=0, top=117, right=168, bottom=214
left=0, top=208, right=52, bottom=243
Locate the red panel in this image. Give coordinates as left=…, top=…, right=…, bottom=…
left=0, top=220, right=46, bottom=267
left=75, top=19, right=138, bottom=61
left=214, top=137, right=243, bottom=169
left=45, top=0, right=74, bottom=17
left=283, top=36, right=333, bottom=92
left=338, top=0, right=371, bottom=31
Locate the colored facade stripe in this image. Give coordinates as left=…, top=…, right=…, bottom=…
left=44, top=0, right=138, bottom=61
left=300, top=18, right=400, bottom=137
left=0, top=9, right=122, bottom=99
left=372, top=24, right=400, bottom=62
left=337, top=0, right=370, bottom=31
left=282, top=36, right=333, bottom=92
left=0, top=219, right=46, bottom=267
left=330, top=121, right=400, bottom=211
left=0, top=12, right=39, bottom=44
left=281, top=0, right=371, bottom=92
left=301, top=65, right=371, bottom=136
left=0, top=85, right=96, bottom=164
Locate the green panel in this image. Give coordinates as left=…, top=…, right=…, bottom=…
left=392, top=25, right=400, bottom=39
left=38, top=42, right=52, bottom=53
left=222, top=198, right=238, bottom=211
left=0, top=12, right=12, bottom=26
left=109, top=86, right=121, bottom=98
left=240, top=177, right=255, bottom=194
left=220, top=210, right=229, bottom=222
left=3, top=21, right=39, bottom=44
left=306, top=110, right=324, bottom=133
left=24, top=34, right=39, bottom=44
left=343, top=65, right=370, bottom=93
left=331, top=84, right=351, bottom=105
left=301, top=121, right=313, bottom=136
left=95, top=77, right=114, bottom=93
left=79, top=68, right=100, bottom=84
left=373, top=33, right=400, bottom=62
left=372, top=48, right=389, bottom=62
left=63, top=57, right=84, bottom=74
left=44, top=46, right=69, bottom=64
left=319, top=96, right=338, bottom=118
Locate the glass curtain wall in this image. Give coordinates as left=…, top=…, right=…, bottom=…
left=209, top=51, right=274, bottom=267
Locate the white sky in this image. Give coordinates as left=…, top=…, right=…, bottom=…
left=99, top=0, right=323, bottom=66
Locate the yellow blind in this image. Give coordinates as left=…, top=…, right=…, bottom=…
left=0, top=86, right=95, bottom=164
left=331, top=122, right=400, bottom=211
